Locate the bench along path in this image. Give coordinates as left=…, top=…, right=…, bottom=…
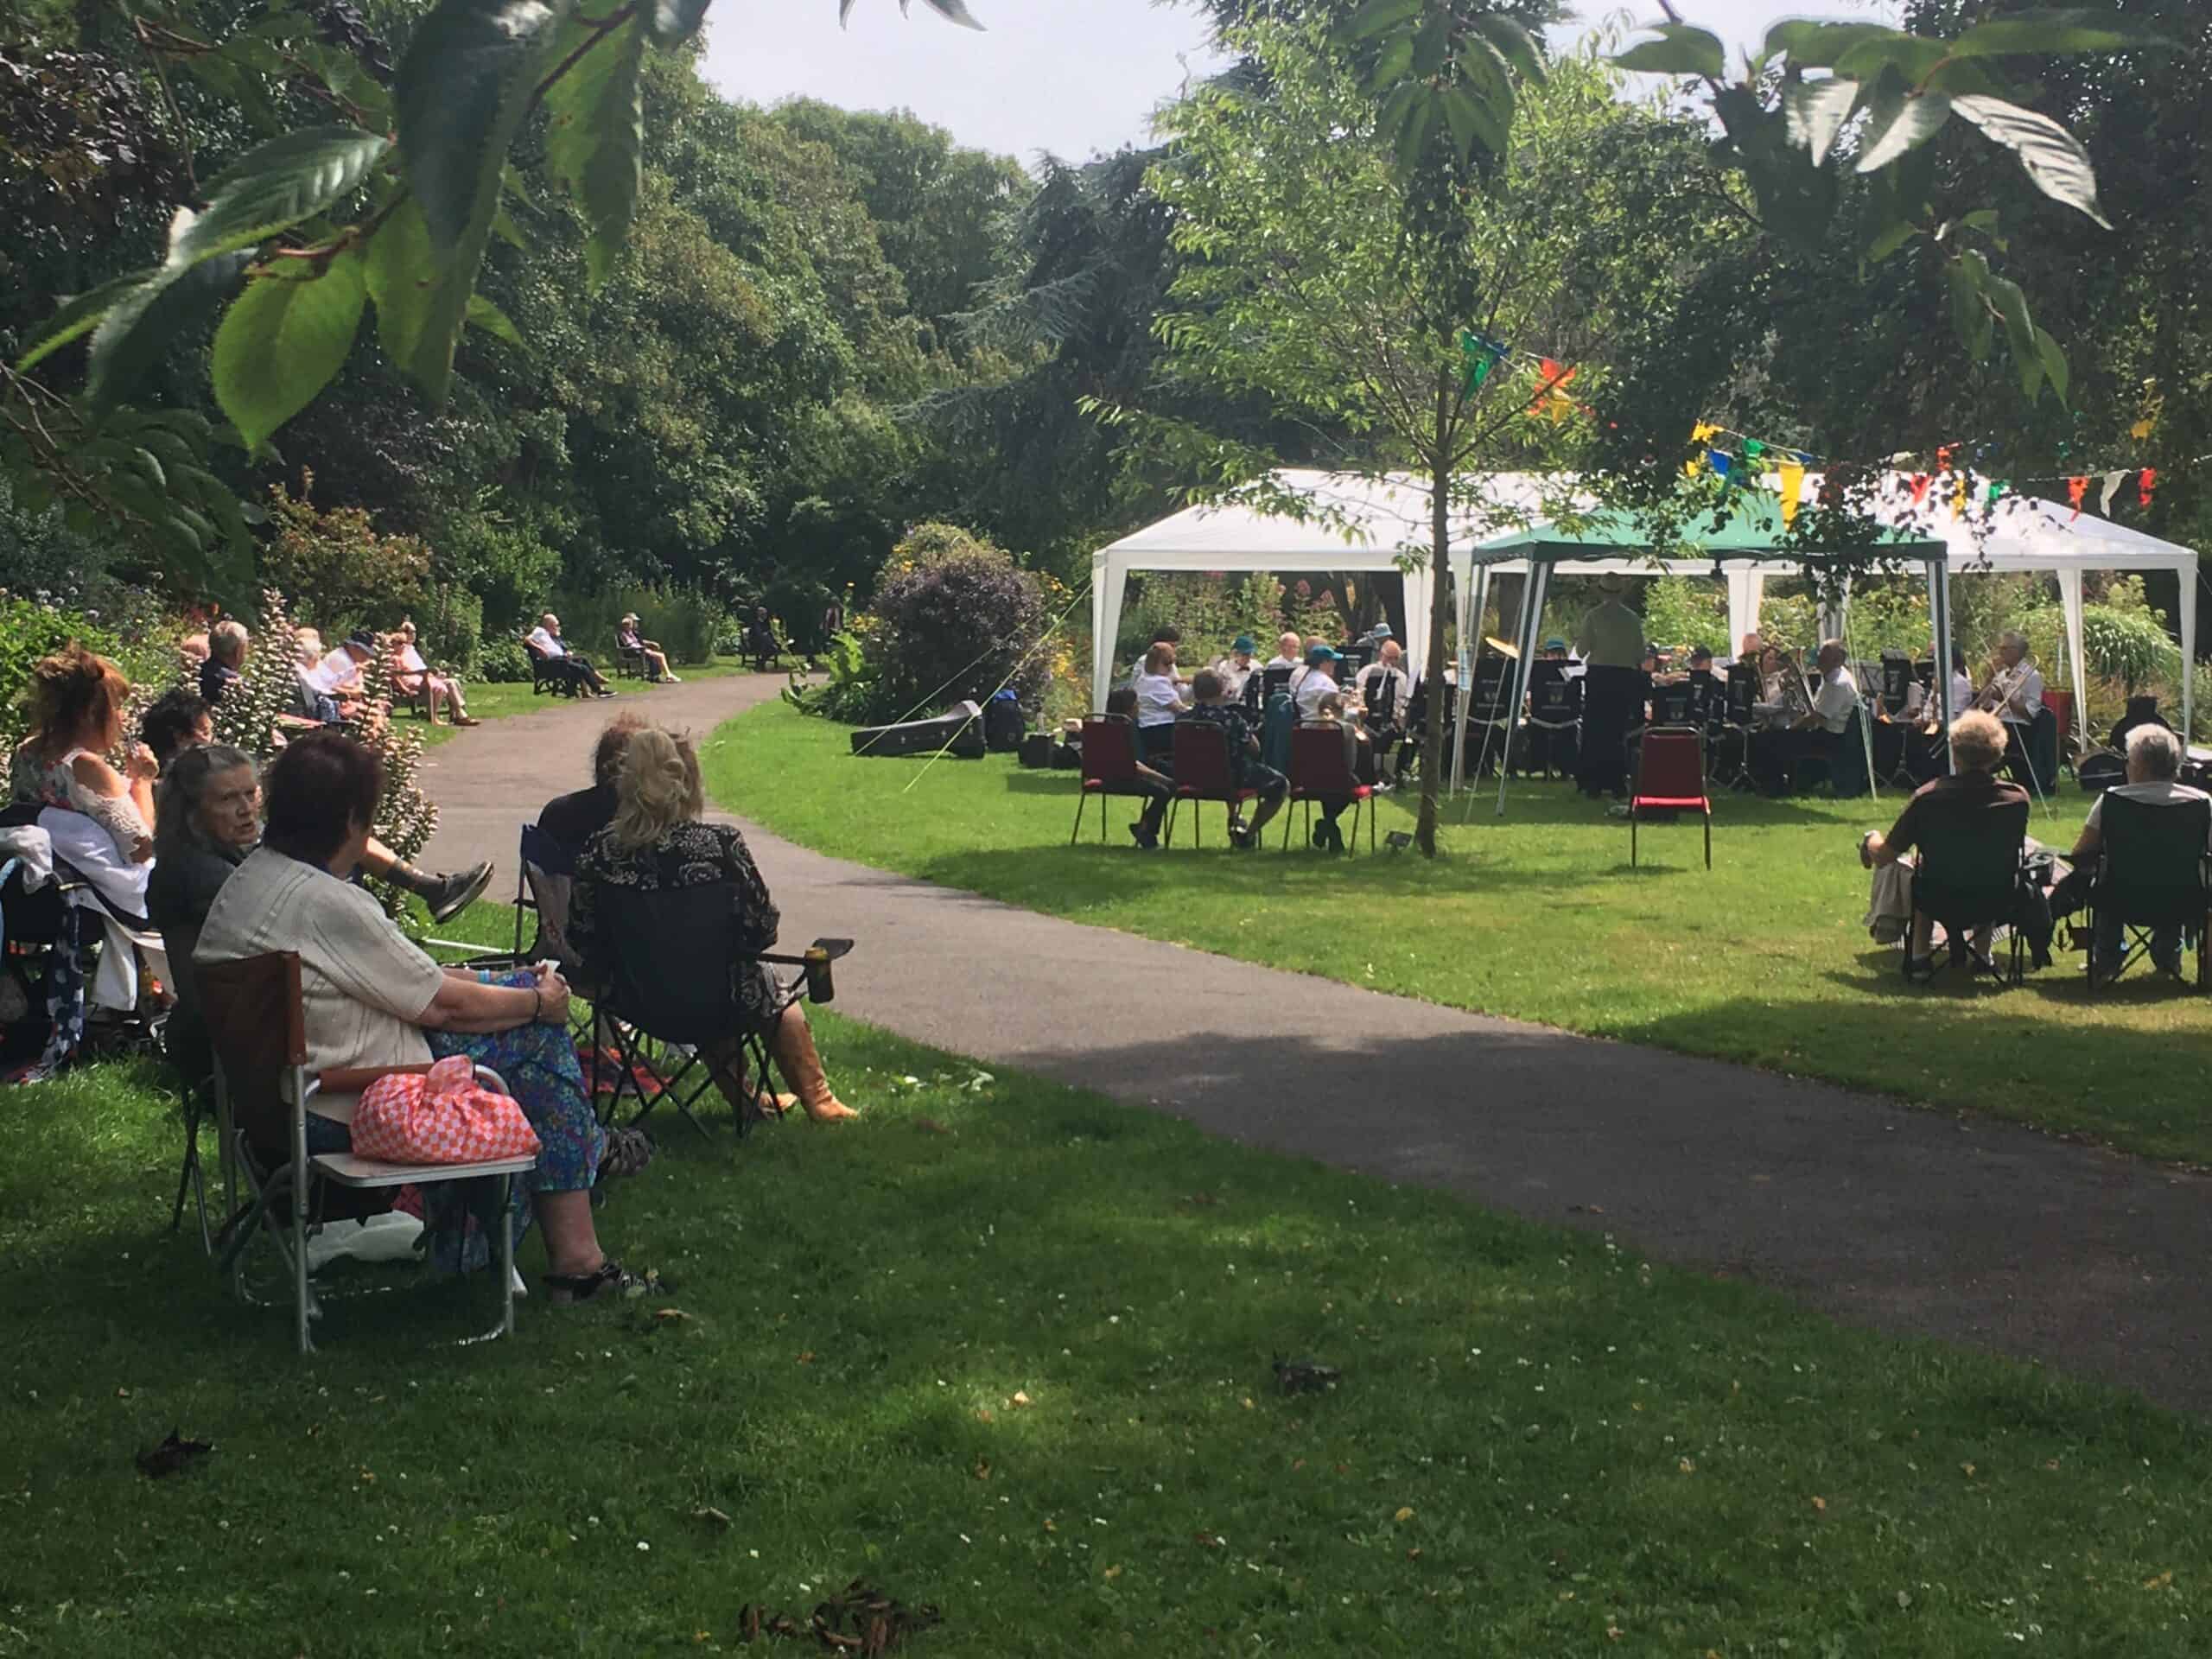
left=421, top=673, right=2212, bottom=1413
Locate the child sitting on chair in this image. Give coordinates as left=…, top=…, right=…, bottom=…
left=1105, top=686, right=1174, bottom=849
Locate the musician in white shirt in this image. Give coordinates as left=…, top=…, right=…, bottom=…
left=1355, top=640, right=1412, bottom=784
left=1751, top=639, right=1859, bottom=792
left=1212, top=635, right=1259, bottom=701
left=1262, top=632, right=1302, bottom=672
left=1981, top=631, right=2045, bottom=727
left=1288, top=645, right=1341, bottom=721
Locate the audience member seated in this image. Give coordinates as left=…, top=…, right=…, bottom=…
left=1304, top=691, right=1371, bottom=854
left=9, top=644, right=156, bottom=864
left=2107, top=694, right=2174, bottom=757
left=1289, top=643, right=1342, bottom=721
left=1263, top=632, right=1302, bottom=673
left=1101, top=687, right=1174, bottom=850
left=617, top=613, right=678, bottom=683
left=145, top=743, right=261, bottom=1065
left=569, top=727, right=857, bottom=1122
left=199, top=620, right=248, bottom=706
left=525, top=613, right=613, bottom=697
left=141, top=687, right=214, bottom=774
left=541, top=713, right=652, bottom=854
left=1859, top=711, right=2050, bottom=972
left=1185, top=670, right=1286, bottom=850
left=194, top=730, right=632, bottom=1299
left=150, top=677, right=492, bottom=923
left=390, top=620, right=479, bottom=726
left=288, top=628, right=348, bottom=724
left=2048, top=724, right=2209, bottom=977
left=1131, top=643, right=1189, bottom=765
left=1750, top=639, right=1859, bottom=794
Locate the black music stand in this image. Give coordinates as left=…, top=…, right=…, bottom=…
left=1879, top=652, right=1914, bottom=718
left=1337, top=644, right=1374, bottom=679
left=1260, top=664, right=1294, bottom=707
left=1715, top=663, right=1759, bottom=790
left=1460, top=655, right=1514, bottom=779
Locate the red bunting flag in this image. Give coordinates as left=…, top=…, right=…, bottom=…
left=2066, top=476, right=2088, bottom=519
left=1910, top=473, right=1933, bottom=506
left=1528, top=358, right=1577, bottom=420
left=1936, top=444, right=1956, bottom=472
left=2139, top=467, right=2158, bottom=509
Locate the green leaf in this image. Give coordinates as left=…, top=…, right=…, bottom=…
left=1864, top=218, right=1917, bottom=261
left=212, top=251, right=369, bottom=450
left=14, top=270, right=155, bottom=372
left=1343, top=0, right=1420, bottom=42
left=1960, top=207, right=2001, bottom=233
left=1393, top=88, right=1437, bottom=177
left=2034, top=326, right=2069, bottom=405
left=836, top=0, right=983, bottom=29
left=395, top=0, right=567, bottom=397
left=1981, top=268, right=2042, bottom=399
left=1856, top=86, right=1953, bottom=173
left=1438, top=85, right=1506, bottom=164
left=1949, top=94, right=2112, bottom=228
left=646, top=0, right=711, bottom=44
left=1833, top=35, right=1950, bottom=84
left=1470, top=14, right=1545, bottom=86
left=1764, top=22, right=1910, bottom=69
left=1611, top=24, right=1726, bottom=80
left=465, top=292, right=524, bottom=347
left=1948, top=249, right=1994, bottom=362
left=1782, top=77, right=1860, bottom=168
left=1950, top=10, right=2161, bottom=60
left=85, top=212, right=252, bottom=418
left=543, top=13, right=648, bottom=287
left=1368, top=34, right=1414, bottom=92
left=364, top=196, right=436, bottom=366
left=173, top=126, right=390, bottom=271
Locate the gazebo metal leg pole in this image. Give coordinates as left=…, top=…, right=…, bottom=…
left=1450, top=564, right=1490, bottom=797
left=1929, top=556, right=1956, bottom=773
left=1496, top=563, right=1549, bottom=818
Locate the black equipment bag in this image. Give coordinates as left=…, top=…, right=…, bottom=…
left=983, top=693, right=1026, bottom=753
left=1019, top=732, right=1056, bottom=769
left=2078, top=751, right=2127, bottom=794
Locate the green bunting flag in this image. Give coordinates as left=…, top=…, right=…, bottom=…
left=1459, top=330, right=1507, bottom=395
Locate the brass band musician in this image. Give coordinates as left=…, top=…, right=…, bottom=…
left=1975, top=631, right=2045, bottom=729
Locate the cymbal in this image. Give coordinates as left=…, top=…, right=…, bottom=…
left=1484, top=636, right=1521, bottom=658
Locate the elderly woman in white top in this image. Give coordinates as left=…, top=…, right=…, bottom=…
left=389, top=620, right=478, bottom=726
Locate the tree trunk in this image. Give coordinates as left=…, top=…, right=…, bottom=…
left=1414, top=401, right=1452, bottom=856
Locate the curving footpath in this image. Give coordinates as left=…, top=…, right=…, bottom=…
left=419, top=672, right=2212, bottom=1413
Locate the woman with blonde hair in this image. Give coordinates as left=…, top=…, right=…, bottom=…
left=8, top=642, right=157, bottom=862
left=567, top=727, right=855, bottom=1122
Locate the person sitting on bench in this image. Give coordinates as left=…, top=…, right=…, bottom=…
left=617, top=613, right=678, bottom=683
left=1186, top=669, right=1286, bottom=851
left=526, top=613, right=613, bottom=697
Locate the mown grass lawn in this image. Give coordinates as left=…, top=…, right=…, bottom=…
left=708, top=701, right=2212, bottom=1166
left=8, top=988, right=2211, bottom=1656
left=413, top=656, right=775, bottom=747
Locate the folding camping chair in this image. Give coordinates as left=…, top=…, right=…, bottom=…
left=1629, top=728, right=1713, bottom=870
left=0, top=805, right=162, bottom=1077
left=1283, top=722, right=1376, bottom=853
left=1164, top=721, right=1257, bottom=849
left=588, top=879, right=854, bottom=1140
left=2082, top=792, right=2212, bottom=990
left=1070, top=716, right=1160, bottom=845
left=197, top=951, right=535, bottom=1353
left=1907, top=798, right=2031, bottom=986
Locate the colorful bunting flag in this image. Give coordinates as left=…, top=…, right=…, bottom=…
left=2100, top=469, right=2128, bottom=516
left=2139, top=467, right=2158, bottom=509
left=1709, top=449, right=1734, bottom=487
left=1951, top=473, right=1970, bottom=518
left=1459, top=330, right=1507, bottom=395
left=1685, top=422, right=1719, bottom=478
left=1987, top=480, right=2011, bottom=505
left=1910, top=473, right=1933, bottom=507
left=1528, top=358, right=1578, bottom=423
left=2066, top=476, right=2088, bottom=519
left=1778, top=458, right=1806, bottom=525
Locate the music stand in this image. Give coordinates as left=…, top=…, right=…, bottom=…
left=1524, top=661, right=1581, bottom=780
left=1650, top=680, right=1695, bottom=728
left=1337, top=644, right=1374, bottom=678
left=1879, top=651, right=1914, bottom=717
left=1260, top=664, right=1294, bottom=705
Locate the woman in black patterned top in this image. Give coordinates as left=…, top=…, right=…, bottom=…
left=569, top=727, right=856, bottom=1122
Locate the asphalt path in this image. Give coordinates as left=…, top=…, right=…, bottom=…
left=418, top=671, right=2212, bottom=1413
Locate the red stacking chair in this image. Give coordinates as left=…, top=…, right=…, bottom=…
left=1070, top=716, right=1148, bottom=845
left=1630, top=728, right=1712, bottom=869
left=1283, top=722, right=1375, bottom=853
left=1164, top=721, right=1257, bottom=849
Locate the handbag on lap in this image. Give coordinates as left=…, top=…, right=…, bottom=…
left=353, top=1055, right=542, bottom=1165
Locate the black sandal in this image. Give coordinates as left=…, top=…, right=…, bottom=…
left=543, top=1259, right=641, bottom=1306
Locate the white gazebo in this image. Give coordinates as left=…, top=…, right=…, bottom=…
left=1090, top=470, right=2199, bottom=792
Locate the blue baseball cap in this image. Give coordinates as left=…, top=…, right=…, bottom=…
left=1306, top=644, right=1341, bottom=666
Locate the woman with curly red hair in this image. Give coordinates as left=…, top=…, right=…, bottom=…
left=8, top=642, right=158, bottom=863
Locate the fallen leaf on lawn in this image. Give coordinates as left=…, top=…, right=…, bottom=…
left=974, top=1407, right=994, bottom=1423
left=1103, top=1565, right=1122, bottom=1580
left=1291, top=1459, right=1306, bottom=1471
left=1897, top=1590, right=1912, bottom=1610
left=1241, top=1397, right=1254, bottom=1410
left=1009, top=1390, right=1032, bottom=1408
left=1961, top=1462, right=1976, bottom=1478
left=2145, top=1570, right=2173, bottom=1590
left=1810, top=1496, right=1827, bottom=1513
left=1678, top=1459, right=1695, bottom=1475
left=1195, top=1531, right=1223, bottom=1548
left=798, top=1351, right=816, bottom=1364
left=1043, top=1517, right=1056, bottom=1532
left=1394, top=1506, right=1415, bottom=1523
left=134, top=1430, right=213, bottom=1479
left=691, top=1507, right=731, bottom=1529
left=1607, top=1626, right=1624, bottom=1641
left=972, top=1459, right=990, bottom=1481
left=653, top=1307, right=691, bottom=1323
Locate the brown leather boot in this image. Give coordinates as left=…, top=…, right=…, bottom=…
left=771, top=1007, right=856, bottom=1122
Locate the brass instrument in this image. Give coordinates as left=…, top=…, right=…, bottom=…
left=1974, top=659, right=2031, bottom=717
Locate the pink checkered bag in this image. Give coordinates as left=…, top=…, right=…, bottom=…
left=351, top=1056, right=542, bottom=1166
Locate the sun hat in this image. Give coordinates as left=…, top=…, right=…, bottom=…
left=1305, top=644, right=1342, bottom=666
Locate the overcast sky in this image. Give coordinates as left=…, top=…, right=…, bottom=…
left=701, top=2, right=1901, bottom=165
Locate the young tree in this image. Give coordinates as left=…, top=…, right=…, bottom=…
left=1122, top=18, right=1726, bottom=855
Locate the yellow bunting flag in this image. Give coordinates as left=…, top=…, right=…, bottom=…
left=1685, top=422, right=1719, bottom=479
left=1778, top=460, right=1806, bottom=526
left=1951, top=473, right=1970, bottom=518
